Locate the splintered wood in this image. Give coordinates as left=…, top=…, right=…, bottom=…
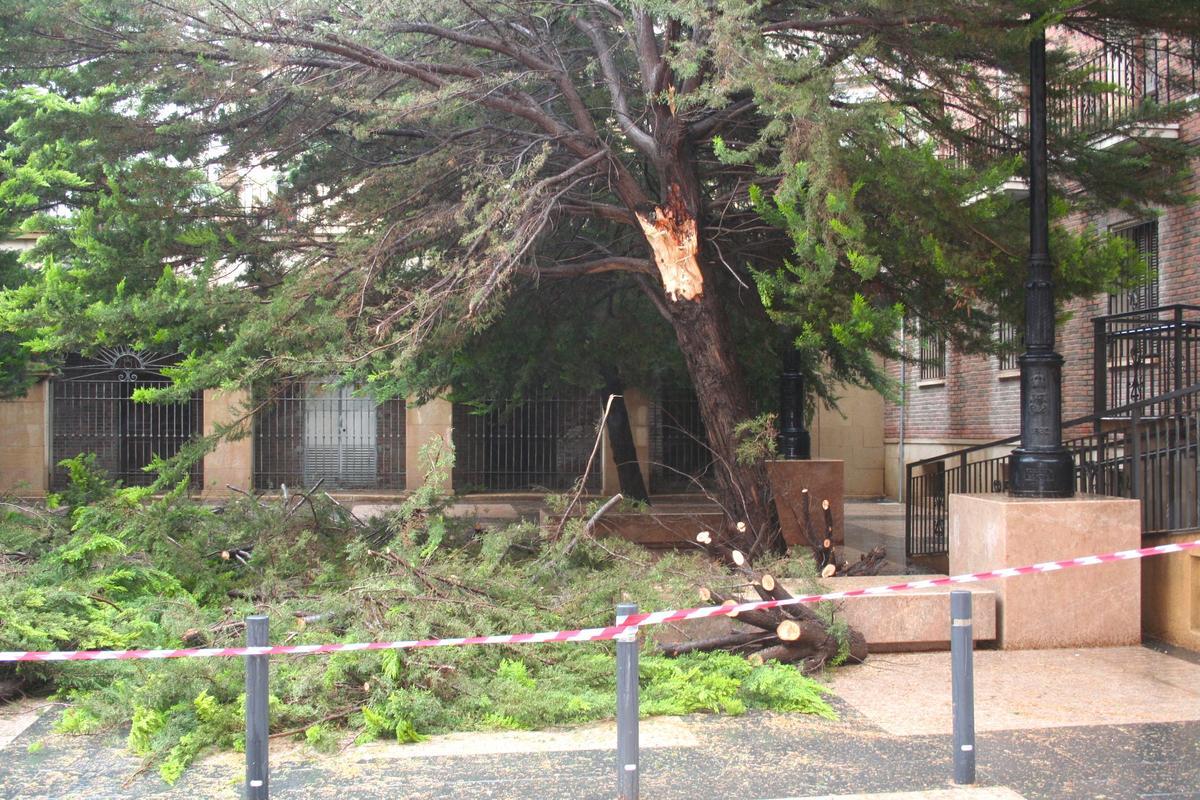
left=636, top=187, right=704, bottom=301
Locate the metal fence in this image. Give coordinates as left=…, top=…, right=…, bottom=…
left=253, top=382, right=406, bottom=491
left=906, top=383, right=1200, bottom=561
left=1058, top=37, right=1200, bottom=135
left=649, top=395, right=714, bottom=493
left=50, top=350, right=203, bottom=490
left=1093, top=305, right=1200, bottom=419
left=451, top=391, right=601, bottom=493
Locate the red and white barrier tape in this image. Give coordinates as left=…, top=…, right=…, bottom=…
left=3, top=538, right=1197, bottom=663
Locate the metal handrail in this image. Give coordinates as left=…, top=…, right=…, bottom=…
left=1093, top=304, right=1200, bottom=324
left=905, top=380, right=1200, bottom=471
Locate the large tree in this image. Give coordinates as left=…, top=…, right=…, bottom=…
left=1, top=1, right=1197, bottom=554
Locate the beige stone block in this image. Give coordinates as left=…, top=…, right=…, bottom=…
left=800, top=575, right=996, bottom=652
left=949, top=493, right=1141, bottom=649
left=406, top=397, right=453, bottom=491
left=201, top=389, right=254, bottom=497
left=1140, top=530, right=1200, bottom=651
left=0, top=382, right=48, bottom=493
left=767, top=459, right=844, bottom=546
left=0, top=446, right=47, bottom=493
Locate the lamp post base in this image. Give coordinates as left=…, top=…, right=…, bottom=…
left=1008, top=448, right=1075, bottom=497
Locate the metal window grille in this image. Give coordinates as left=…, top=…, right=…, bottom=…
left=918, top=327, right=947, bottom=381
left=649, top=393, right=714, bottom=493
left=996, top=319, right=1020, bottom=371
left=50, top=349, right=203, bottom=490
left=1108, top=221, right=1160, bottom=316
left=451, top=390, right=601, bottom=493
left=253, top=382, right=406, bottom=491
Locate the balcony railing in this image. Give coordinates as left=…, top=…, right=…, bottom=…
left=1093, top=305, right=1200, bottom=419
left=947, top=37, right=1199, bottom=168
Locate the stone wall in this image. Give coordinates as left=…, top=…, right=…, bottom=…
left=1141, top=529, right=1200, bottom=652
left=201, top=389, right=253, bottom=498
left=811, top=383, right=885, bottom=497
left=0, top=380, right=48, bottom=495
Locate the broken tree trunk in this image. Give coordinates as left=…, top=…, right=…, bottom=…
left=665, top=557, right=869, bottom=674
left=659, top=630, right=778, bottom=657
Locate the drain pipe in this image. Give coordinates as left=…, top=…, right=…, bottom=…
left=898, top=316, right=907, bottom=504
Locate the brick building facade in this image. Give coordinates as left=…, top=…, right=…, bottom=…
left=884, top=65, right=1200, bottom=498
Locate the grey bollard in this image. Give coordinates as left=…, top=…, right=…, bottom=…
left=616, top=603, right=640, bottom=800
left=245, top=615, right=270, bottom=800
left=951, top=591, right=976, bottom=785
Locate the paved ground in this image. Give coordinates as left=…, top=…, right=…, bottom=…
left=3, top=644, right=1198, bottom=800
left=842, top=499, right=908, bottom=574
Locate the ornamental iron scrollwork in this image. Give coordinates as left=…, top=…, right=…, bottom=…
left=56, top=348, right=178, bottom=383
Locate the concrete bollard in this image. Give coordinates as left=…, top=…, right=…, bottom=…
left=616, top=603, right=639, bottom=800
left=951, top=591, right=976, bottom=785
left=245, top=615, right=270, bottom=799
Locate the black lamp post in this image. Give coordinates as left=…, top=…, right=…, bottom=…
left=777, top=346, right=811, bottom=460
left=1008, top=24, right=1075, bottom=497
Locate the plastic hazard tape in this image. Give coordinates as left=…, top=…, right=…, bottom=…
left=2, top=538, right=1197, bottom=663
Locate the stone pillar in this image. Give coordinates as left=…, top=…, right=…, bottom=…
left=201, top=389, right=254, bottom=498
left=405, top=397, right=454, bottom=492
left=602, top=389, right=652, bottom=496
left=0, top=379, right=50, bottom=496
left=949, top=493, right=1141, bottom=649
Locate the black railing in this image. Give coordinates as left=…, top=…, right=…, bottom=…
left=1093, top=305, right=1200, bottom=419
left=451, top=391, right=602, bottom=493
left=947, top=37, right=1199, bottom=167
left=906, top=382, right=1200, bottom=560
left=1059, top=37, right=1199, bottom=135
left=649, top=394, right=714, bottom=493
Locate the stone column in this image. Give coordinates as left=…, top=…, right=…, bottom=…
left=405, top=397, right=454, bottom=492
left=201, top=389, right=254, bottom=498
left=0, top=379, right=50, bottom=496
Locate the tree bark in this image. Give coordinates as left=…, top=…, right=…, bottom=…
left=636, top=124, right=781, bottom=556
left=599, top=372, right=649, bottom=502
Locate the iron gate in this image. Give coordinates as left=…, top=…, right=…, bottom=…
left=50, top=349, right=203, bottom=490
left=253, top=382, right=406, bottom=491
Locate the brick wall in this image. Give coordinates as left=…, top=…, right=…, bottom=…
left=886, top=110, right=1199, bottom=450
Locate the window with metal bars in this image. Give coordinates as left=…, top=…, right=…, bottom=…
left=50, top=350, right=203, bottom=490
left=995, top=319, right=1020, bottom=371
left=451, top=390, right=601, bottom=493
left=917, top=325, right=947, bottom=381
left=253, top=381, right=406, bottom=491
left=649, top=393, right=713, bottom=493
left=1108, top=220, right=1159, bottom=316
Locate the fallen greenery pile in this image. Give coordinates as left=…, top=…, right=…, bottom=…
left=0, top=447, right=839, bottom=784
